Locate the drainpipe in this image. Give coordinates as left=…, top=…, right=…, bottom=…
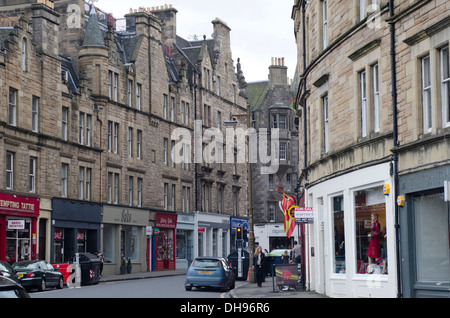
left=389, top=0, right=402, bottom=298
left=300, top=0, right=308, bottom=291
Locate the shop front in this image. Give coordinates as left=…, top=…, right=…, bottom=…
left=153, top=212, right=177, bottom=271
left=102, top=205, right=148, bottom=275
left=0, top=193, right=40, bottom=263
left=307, top=162, right=397, bottom=298
left=176, top=212, right=194, bottom=269
left=398, top=166, right=450, bottom=298
left=52, top=199, right=101, bottom=263
left=196, top=212, right=230, bottom=259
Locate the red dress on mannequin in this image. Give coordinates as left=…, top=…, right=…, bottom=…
left=367, top=221, right=381, bottom=259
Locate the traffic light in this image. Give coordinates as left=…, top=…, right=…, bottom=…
left=236, top=226, right=243, bottom=240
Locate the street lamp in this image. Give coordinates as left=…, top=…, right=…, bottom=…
left=224, top=109, right=255, bottom=283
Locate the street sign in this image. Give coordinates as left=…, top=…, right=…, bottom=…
left=294, top=207, right=314, bottom=224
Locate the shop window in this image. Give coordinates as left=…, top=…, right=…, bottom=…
left=121, top=226, right=140, bottom=262
left=414, top=190, right=449, bottom=283
left=354, top=185, right=386, bottom=274
left=332, top=195, right=345, bottom=273
left=6, top=220, right=31, bottom=262
left=103, top=224, right=116, bottom=263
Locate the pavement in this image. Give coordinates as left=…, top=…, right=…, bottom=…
left=99, top=270, right=327, bottom=298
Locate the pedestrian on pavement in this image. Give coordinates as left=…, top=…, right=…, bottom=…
left=281, top=250, right=290, bottom=264
left=253, top=246, right=265, bottom=287
left=292, top=241, right=301, bottom=264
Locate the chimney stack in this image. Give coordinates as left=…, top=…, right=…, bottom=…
left=269, top=57, right=288, bottom=88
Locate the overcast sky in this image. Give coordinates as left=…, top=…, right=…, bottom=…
left=93, top=0, right=298, bottom=83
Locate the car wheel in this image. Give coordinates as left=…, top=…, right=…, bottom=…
left=38, top=278, right=46, bottom=292
left=57, top=277, right=64, bottom=289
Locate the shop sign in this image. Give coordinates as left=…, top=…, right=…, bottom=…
left=153, top=227, right=160, bottom=235
left=155, top=213, right=177, bottom=229
left=198, top=227, right=205, bottom=233
left=7, top=220, right=25, bottom=230
left=102, top=206, right=149, bottom=226
left=77, top=231, right=85, bottom=240
left=0, top=193, right=40, bottom=216
left=54, top=231, right=63, bottom=240
left=294, top=207, right=314, bottom=224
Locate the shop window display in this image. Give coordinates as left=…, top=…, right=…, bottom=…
left=332, top=195, right=345, bottom=273
left=6, top=221, right=31, bottom=262
left=354, top=186, right=387, bottom=274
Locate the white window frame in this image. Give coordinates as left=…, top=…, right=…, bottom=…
left=170, top=96, right=175, bottom=122
left=137, top=178, right=143, bottom=207
left=61, top=163, right=68, bottom=197
left=6, top=152, right=14, bottom=190
left=79, top=166, right=85, bottom=200
left=32, top=96, right=39, bottom=133
left=29, top=157, right=36, bottom=193
left=372, top=64, right=380, bottom=133
left=279, top=142, right=287, bottom=160
left=128, top=127, right=133, bottom=157
left=360, top=70, right=368, bottom=137
left=79, top=112, right=85, bottom=145
left=9, top=88, right=17, bottom=126
left=163, top=138, right=168, bottom=166
left=128, top=176, right=134, bottom=206
left=128, top=79, right=133, bottom=106
left=137, top=130, right=142, bottom=160
left=136, top=83, right=142, bottom=110
left=163, top=94, right=168, bottom=120
left=323, top=94, right=329, bottom=153
left=441, top=47, right=450, bottom=128
left=164, top=183, right=169, bottom=210
left=113, top=73, right=118, bottom=102
left=113, top=122, right=119, bottom=154
left=322, top=0, right=328, bottom=49
left=62, top=107, right=68, bottom=141
left=421, top=55, right=432, bottom=134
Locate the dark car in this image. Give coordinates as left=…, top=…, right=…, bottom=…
left=0, top=261, right=20, bottom=283
left=0, top=276, right=29, bottom=298
left=185, top=257, right=235, bottom=292
left=13, top=260, right=64, bottom=291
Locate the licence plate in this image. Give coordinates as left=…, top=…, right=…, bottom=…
left=198, top=270, right=212, bottom=274
left=18, top=273, right=24, bottom=278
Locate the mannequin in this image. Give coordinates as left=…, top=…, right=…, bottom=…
left=367, top=213, right=381, bottom=274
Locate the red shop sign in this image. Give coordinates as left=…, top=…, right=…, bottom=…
left=0, top=192, right=40, bottom=217
left=155, top=213, right=177, bottom=229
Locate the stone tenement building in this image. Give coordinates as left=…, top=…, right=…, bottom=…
left=247, top=57, right=299, bottom=250
left=292, top=0, right=450, bottom=298
left=0, top=0, right=249, bottom=274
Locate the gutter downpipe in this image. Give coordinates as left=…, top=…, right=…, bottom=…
left=300, top=0, right=308, bottom=291
left=389, top=0, right=402, bottom=298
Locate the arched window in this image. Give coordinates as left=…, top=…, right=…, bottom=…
left=22, top=38, right=27, bottom=72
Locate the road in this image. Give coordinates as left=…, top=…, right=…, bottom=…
left=29, top=275, right=241, bottom=298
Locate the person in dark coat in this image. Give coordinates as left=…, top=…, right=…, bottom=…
left=253, top=246, right=265, bottom=287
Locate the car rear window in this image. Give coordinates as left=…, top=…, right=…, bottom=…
left=193, top=260, right=221, bottom=268
left=12, top=262, right=39, bottom=270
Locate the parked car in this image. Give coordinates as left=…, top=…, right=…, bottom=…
left=0, top=276, right=29, bottom=298
left=13, top=260, right=64, bottom=291
left=185, top=257, right=235, bottom=292
left=0, top=261, right=20, bottom=283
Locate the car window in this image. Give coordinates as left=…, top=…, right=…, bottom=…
left=193, top=260, right=220, bottom=268
left=12, top=262, right=39, bottom=270
left=0, top=290, right=22, bottom=298
left=46, top=263, right=54, bottom=271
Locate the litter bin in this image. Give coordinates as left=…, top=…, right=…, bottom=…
left=227, top=249, right=249, bottom=281
left=76, top=253, right=101, bottom=286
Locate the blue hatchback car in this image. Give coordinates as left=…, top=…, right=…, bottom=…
left=185, top=257, right=235, bottom=292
